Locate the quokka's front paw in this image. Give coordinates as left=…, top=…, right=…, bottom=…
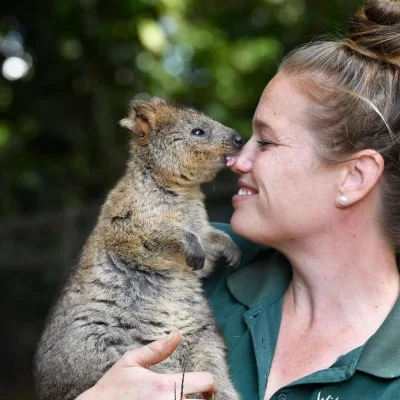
left=224, top=241, right=242, bottom=268
left=183, top=230, right=206, bottom=271
left=206, top=230, right=242, bottom=268
left=186, top=247, right=206, bottom=271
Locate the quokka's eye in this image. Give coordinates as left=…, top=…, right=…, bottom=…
left=191, top=128, right=205, bottom=136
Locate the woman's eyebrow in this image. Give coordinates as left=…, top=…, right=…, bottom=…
left=253, top=118, right=275, bottom=134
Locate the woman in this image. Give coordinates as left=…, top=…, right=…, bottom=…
left=78, top=0, right=400, bottom=398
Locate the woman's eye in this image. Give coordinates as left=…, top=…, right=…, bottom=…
left=191, top=128, right=205, bottom=136
left=256, top=139, right=273, bottom=148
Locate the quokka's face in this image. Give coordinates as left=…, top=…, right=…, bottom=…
left=120, top=97, right=243, bottom=185
left=149, top=109, right=243, bottom=184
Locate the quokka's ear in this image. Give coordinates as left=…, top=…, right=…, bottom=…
left=150, top=97, right=167, bottom=106
left=119, top=99, right=163, bottom=137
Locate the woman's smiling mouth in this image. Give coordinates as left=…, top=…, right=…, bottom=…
left=237, top=187, right=257, bottom=196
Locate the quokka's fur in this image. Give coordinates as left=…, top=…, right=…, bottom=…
left=34, top=97, right=243, bottom=400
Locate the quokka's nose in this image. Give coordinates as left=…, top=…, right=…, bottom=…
left=232, top=132, right=243, bottom=148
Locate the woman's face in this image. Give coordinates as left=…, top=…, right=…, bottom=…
left=230, top=73, right=340, bottom=247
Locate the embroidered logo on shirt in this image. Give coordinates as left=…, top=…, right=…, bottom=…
left=317, top=391, right=340, bottom=400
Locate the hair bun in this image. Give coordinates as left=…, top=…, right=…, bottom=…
left=344, top=0, right=400, bottom=67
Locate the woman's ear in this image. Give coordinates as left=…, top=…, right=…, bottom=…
left=336, top=149, right=384, bottom=208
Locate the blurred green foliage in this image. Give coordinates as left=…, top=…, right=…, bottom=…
left=0, top=0, right=361, bottom=217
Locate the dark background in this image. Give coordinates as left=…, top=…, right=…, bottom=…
left=0, top=0, right=362, bottom=398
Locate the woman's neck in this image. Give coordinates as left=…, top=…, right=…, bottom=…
left=279, top=228, right=399, bottom=336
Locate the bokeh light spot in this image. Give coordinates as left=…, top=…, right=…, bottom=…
left=136, top=51, right=156, bottom=72
left=138, top=20, right=168, bottom=54
left=0, top=31, right=24, bottom=57
left=0, top=122, right=10, bottom=147
left=61, top=39, right=83, bottom=60
left=2, top=56, right=29, bottom=81
left=158, top=16, right=178, bottom=36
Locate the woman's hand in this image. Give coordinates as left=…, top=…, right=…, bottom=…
left=76, top=332, right=217, bottom=400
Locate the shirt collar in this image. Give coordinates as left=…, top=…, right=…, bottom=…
left=225, top=236, right=400, bottom=379
left=226, top=249, right=292, bottom=308
left=357, top=294, right=400, bottom=378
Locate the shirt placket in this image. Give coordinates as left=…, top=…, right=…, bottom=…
left=244, top=304, right=273, bottom=400
left=244, top=301, right=359, bottom=400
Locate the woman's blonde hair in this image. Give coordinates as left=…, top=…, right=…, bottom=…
left=279, top=0, right=400, bottom=251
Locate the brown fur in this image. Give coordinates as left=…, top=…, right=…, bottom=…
left=34, top=97, right=243, bottom=399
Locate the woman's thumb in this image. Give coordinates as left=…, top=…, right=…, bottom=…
left=120, top=332, right=181, bottom=369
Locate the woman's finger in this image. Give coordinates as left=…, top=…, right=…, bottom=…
left=120, top=332, right=181, bottom=369
left=168, top=371, right=217, bottom=397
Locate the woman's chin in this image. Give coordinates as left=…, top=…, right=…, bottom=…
left=230, top=211, right=250, bottom=236
left=230, top=212, right=274, bottom=246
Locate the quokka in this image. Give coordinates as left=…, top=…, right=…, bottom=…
left=35, top=97, right=243, bottom=400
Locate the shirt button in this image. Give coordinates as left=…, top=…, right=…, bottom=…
left=277, top=394, right=287, bottom=400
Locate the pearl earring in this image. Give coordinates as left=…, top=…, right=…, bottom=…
left=338, top=195, right=349, bottom=207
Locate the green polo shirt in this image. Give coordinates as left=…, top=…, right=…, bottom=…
left=204, top=223, right=400, bottom=400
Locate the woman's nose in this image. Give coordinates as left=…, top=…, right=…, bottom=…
left=230, top=144, right=253, bottom=174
